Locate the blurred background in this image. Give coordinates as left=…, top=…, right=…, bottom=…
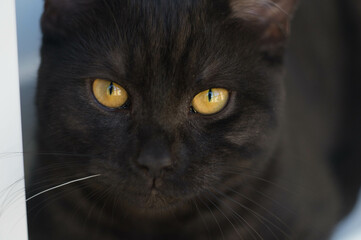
left=15, top=0, right=361, bottom=239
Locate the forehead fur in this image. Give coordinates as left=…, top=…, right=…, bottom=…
left=40, top=0, right=261, bottom=107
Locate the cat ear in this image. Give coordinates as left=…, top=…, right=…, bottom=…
left=42, top=0, right=95, bottom=38
left=229, top=0, right=299, bottom=51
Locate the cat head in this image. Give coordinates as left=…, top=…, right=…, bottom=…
left=36, top=0, right=297, bottom=215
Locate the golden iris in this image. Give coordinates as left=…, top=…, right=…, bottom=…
left=92, top=79, right=128, bottom=108
left=192, top=88, right=229, bottom=115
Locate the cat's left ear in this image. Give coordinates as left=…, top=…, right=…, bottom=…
left=229, top=0, right=299, bottom=52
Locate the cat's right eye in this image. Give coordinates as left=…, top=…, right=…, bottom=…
left=92, top=79, right=128, bottom=109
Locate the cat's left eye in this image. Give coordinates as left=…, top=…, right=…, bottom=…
left=191, top=88, right=229, bottom=115
left=92, top=79, right=128, bottom=109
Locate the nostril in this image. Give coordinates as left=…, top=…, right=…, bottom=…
left=135, top=136, right=172, bottom=178
left=135, top=156, right=172, bottom=178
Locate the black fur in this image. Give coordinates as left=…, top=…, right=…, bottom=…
left=27, top=0, right=361, bottom=239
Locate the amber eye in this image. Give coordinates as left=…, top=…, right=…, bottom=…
left=191, top=88, right=229, bottom=115
left=92, top=79, right=128, bottom=108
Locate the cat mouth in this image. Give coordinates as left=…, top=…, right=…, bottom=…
left=122, top=180, right=182, bottom=212
left=121, top=190, right=180, bottom=214
left=145, top=190, right=174, bottom=208
left=145, top=185, right=180, bottom=209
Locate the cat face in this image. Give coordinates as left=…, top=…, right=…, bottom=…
left=36, top=0, right=294, bottom=214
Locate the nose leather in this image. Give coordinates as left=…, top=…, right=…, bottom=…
left=136, top=137, right=172, bottom=177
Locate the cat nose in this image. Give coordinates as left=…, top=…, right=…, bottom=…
left=135, top=138, right=172, bottom=178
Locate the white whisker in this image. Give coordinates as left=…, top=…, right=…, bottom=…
left=26, top=174, right=101, bottom=202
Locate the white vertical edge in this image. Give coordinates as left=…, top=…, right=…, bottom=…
left=0, top=0, right=28, bottom=240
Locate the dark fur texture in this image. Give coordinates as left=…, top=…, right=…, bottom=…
left=27, top=0, right=361, bottom=239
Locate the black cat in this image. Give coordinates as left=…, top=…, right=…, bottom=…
left=27, top=0, right=361, bottom=239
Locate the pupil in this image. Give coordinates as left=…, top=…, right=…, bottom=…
left=108, top=82, right=114, bottom=95
left=208, top=89, right=213, bottom=102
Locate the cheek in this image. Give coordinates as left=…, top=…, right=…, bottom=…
left=43, top=113, right=133, bottom=159
left=86, top=141, right=138, bottom=186
left=184, top=113, right=278, bottom=173
left=172, top=133, right=226, bottom=178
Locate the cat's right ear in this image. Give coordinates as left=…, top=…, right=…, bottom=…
left=42, top=0, right=95, bottom=38
left=229, top=0, right=299, bottom=56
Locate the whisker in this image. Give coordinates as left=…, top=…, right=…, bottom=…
left=27, top=181, right=95, bottom=222
left=221, top=169, right=293, bottom=195
left=82, top=186, right=112, bottom=230
left=207, top=191, right=260, bottom=240
left=0, top=177, right=24, bottom=202
left=245, top=186, right=296, bottom=215
left=225, top=186, right=291, bottom=233
left=69, top=184, right=101, bottom=226
left=224, top=165, right=320, bottom=198
left=192, top=199, right=211, bottom=238
left=210, top=190, right=271, bottom=240
left=198, top=196, right=225, bottom=240
left=94, top=188, right=114, bottom=238
left=1, top=188, right=26, bottom=215
left=212, top=188, right=290, bottom=239
left=26, top=174, right=101, bottom=202
left=111, top=190, right=120, bottom=228
left=207, top=195, right=244, bottom=240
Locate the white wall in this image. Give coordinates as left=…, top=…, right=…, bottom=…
left=0, top=1, right=28, bottom=239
